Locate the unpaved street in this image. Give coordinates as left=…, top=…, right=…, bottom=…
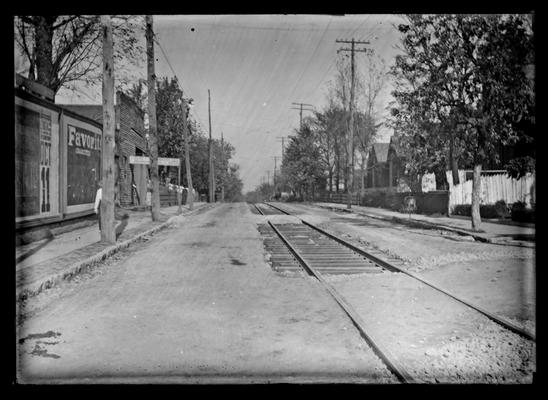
left=17, top=203, right=395, bottom=384
left=16, top=201, right=535, bottom=384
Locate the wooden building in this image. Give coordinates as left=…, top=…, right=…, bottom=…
left=365, top=139, right=402, bottom=189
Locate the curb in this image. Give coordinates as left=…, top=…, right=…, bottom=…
left=314, top=204, right=533, bottom=247
left=17, top=205, right=209, bottom=302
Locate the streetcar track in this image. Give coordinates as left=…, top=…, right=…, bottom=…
left=256, top=201, right=535, bottom=383
left=264, top=202, right=535, bottom=340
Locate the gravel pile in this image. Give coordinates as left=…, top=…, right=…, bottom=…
left=413, top=323, right=535, bottom=383
left=409, top=250, right=533, bottom=272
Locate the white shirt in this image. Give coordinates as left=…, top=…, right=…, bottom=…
left=94, top=188, right=102, bottom=214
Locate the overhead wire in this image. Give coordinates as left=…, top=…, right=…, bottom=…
left=152, top=15, right=400, bottom=189
left=272, top=15, right=379, bottom=136
left=154, top=33, right=207, bottom=132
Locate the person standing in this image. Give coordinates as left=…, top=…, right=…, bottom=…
left=94, top=181, right=102, bottom=232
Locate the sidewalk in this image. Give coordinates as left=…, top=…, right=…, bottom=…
left=311, top=202, right=535, bottom=247
left=16, top=202, right=210, bottom=301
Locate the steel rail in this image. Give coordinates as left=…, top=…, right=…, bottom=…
left=268, top=221, right=417, bottom=383
left=254, top=204, right=265, bottom=215
left=266, top=202, right=536, bottom=342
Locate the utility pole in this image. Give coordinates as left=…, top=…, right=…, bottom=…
left=146, top=15, right=161, bottom=220
left=336, top=38, right=369, bottom=209
left=277, top=136, right=288, bottom=159
left=220, top=131, right=225, bottom=202
left=100, top=15, right=115, bottom=244
left=208, top=89, right=215, bottom=203
left=180, top=97, right=193, bottom=210
left=291, top=102, right=314, bottom=131
left=273, top=155, right=281, bottom=195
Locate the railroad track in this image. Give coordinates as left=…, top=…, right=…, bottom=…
left=253, top=202, right=289, bottom=216
left=257, top=201, right=535, bottom=383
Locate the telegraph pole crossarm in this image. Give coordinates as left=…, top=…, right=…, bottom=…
left=291, top=102, right=315, bottom=131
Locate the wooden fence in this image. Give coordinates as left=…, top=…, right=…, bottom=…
left=447, top=171, right=535, bottom=211
left=317, top=170, right=535, bottom=213
left=317, top=192, right=360, bottom=205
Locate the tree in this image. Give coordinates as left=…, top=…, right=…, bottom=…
left=156, top=77, right=185, bottom=158
left=356, top=53, right=386, bottom=193
left=326, top=54, right=380, bottom=194
left=390, top=14, right=534, bottom=230
left=14, top=15, right=143, bottom=95
left=309, top=102, right=344, bottom=193
left=223, top=164, right=244, bottom=202
left=280, top=124, right=326, bottom=201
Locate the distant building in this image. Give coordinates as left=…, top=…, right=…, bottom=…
left=58, top=92, right=148, bottom=207
left=364, top=139, right=402, bottom=189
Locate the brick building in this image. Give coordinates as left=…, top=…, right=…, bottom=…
left=59, top=92, right=148, bottom=207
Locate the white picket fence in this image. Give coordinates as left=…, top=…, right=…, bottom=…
left=422, top=170, right=535, bottom=211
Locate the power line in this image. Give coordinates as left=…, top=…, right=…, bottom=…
left=153, top=34, right=207, bottom=131
left=303, top=16, right=388, bottom=101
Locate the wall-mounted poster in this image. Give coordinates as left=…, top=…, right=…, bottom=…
left=15, top=105, right=41, bottom=218
left=66, top=123, right=102, bottom=206
left=15, top=99, right=59, bottom=220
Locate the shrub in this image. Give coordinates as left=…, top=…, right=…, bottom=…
left=511, top=201, right=535, bottom=223
left=480, top=204, right=500, bottom=219
left=494, top=200, right=509, bottom=218
left=452, top=203, right=509, bottom=219
left=452, top=204, right=471, bottom=216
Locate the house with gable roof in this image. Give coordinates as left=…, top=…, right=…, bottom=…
left=364, top=137, right=402, bottom=189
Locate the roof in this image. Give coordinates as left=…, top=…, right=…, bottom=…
left=372, top=142, right=390, bottom=163
left=57, top=104, right=104, bottom=124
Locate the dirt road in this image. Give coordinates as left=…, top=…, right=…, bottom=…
left=17, top=203, right=395, bottom=384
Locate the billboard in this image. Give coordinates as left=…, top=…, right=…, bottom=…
left=15, top=100, right=59, bottom=220
left=66, top=123, right=102, bottom=206
left=15, top=105, right=41, bottom=217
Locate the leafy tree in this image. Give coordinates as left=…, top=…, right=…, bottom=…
left=124, top=76, right=243, bottom=201
left=390, top=14, right=534, bottom=230
left=280, top=124, right=326, bottom=200
left=14, top=15, right=143, bottom=94
left=309, top=103, right=345, bottom=192
left=223, top=164, right=244, bottom=202
left=156, top=76, right=185, bottom=158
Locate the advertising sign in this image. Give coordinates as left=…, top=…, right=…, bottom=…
left=67, top=124, right=102, bottom=206
left=129, top=156, right=180, bottom=167
left=15, top=105, right=41, bottom=217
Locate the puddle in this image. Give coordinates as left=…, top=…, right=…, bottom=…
left=231, top=258, right=246, bottom=266
left=30, top=343, right=61, bottom=359
left=19, top=330, right=61, bottom=344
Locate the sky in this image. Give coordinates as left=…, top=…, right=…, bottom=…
left=36, top=14, right=407, bottom=193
